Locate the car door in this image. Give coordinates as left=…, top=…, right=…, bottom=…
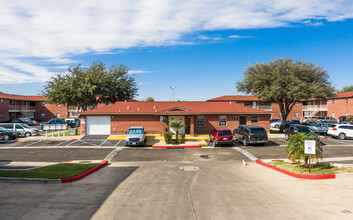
left=15, top=124, right=25, bottom=135
left=236, top=127, right=243, bottom=141
left=347, top=126, right=353, bottom=138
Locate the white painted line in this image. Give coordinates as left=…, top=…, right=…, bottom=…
left=78, top=140, right=98, bottom=146
left=325, top=138, right=348, bottom=144
left=66, top=140, right=79, bottom=146
left=232, top=147, right=258, bottom=162
left=98, top=140, right=107, bottom=147
left=277, top=139, right=287, bottom=143
left=55, top=140, right=70, bottom=146
left=24, top=140, right=42, bottom=147
left=114, top=140, right=122, bottom=147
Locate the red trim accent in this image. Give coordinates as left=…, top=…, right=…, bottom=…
left=14, top=139, right=19, bottom=142
left=61, top=160, right=108, bottom=183
left=152, top=145, right=200, bottom=149
left=71, top=139, right=79, bottom=141
left=256, top=159, right=335, bottom=180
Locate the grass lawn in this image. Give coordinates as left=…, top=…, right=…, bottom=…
left=0, top=163, right=100, bottom=179
left=268, top=161, right=353, bottom=175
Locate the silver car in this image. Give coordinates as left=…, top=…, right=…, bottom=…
left=0, top=123, right=40, bottom=137
left=125, top=126, right=147, bottom=146
left=307, top=123, right=331, bottom=135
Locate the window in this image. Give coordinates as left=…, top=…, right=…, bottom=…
left=332, top=112, right=335, bottom=118
left=219, top=115, right=227, bottom=126
left=41, top=113, right=45, bottom=118
left=294, top=112, right=298, bottom=117
left=346, top=112, right=349, bottom=116
left=56, top=103, right=60, bottom=107
left=294, top=102, right=298, bottom=106
left=251, top=116, right=259, bottom=123
left=234, top=116, right=238, bottom=121
left=1, top=99, right=3, bottom=105
left=346, top=98, right=348, bottom=104
left=332, top=100, right=334, bottom=104
left=42, top=101, right=46, bottom=106
left=234, top=101, right=237, bottom=104
left=105, top=102, right=109, bottom=107
left=56, top=113, right=60, bottom=118
left=0, top=114, right=3, bottom=120
left=279, top=113, right=282, bottom=117
left=197, top=115, right=205, bottom=126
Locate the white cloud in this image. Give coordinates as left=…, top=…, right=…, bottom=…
left=1, top=0, right=353, bottom=83
left=128, top=70, right=151, bottom=74
left=229, top=35, right=255, bottom=39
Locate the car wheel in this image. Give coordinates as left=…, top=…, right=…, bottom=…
left=4, top=135, right=10, bottom=140
left=213, top=140, right=217, bottom=147
left=339, top=133, right=346, bottom=140
left=25, top=132, right=31, bottom=137
left=285, top=133, right=289, bottom=140
left=243, top=138, right=248, bottom=146
left=275, top=124, right=279, bottom=128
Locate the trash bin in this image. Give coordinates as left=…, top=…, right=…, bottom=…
left=68, top=128, right=77, bottom=136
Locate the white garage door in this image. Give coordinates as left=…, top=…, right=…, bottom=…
left=86, top=116, right=111, bottom=135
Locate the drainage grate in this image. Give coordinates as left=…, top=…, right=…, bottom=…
left=200, top=155, right=209, bottom=159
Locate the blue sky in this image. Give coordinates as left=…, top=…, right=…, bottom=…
left=1, top=1, right=353, bottom=101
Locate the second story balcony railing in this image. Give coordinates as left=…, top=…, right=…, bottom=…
left=9, top=105, right=35, bottom=111
left=244, top=104, right=272, bottom=111
left=302, top=104, right=327, bottom=111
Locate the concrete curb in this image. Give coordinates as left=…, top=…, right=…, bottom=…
left=0, top=160, right=108, bottom=184
left=256, top=159, right=336, bottom=180
left=152, top=145, right=200, bottom=149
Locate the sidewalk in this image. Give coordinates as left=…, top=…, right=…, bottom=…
left=17, top=135, right=84, bottom=142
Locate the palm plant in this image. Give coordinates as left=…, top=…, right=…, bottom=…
left=170, top=121, right=186, bottom=143
left=286, top=132, right=323, bottom=167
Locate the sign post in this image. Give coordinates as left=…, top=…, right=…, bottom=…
left=304, top=140, right=316, bottom=173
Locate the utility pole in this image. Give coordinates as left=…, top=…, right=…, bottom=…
left=170, top=86, right=176, bottom=101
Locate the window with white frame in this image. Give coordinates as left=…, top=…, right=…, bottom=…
left=0, top=114, right=3, bottom=120
left=42, top=101, right=46, bottom=106
left=294, top=112, right=298, bottom=117
left=56, top=103, right=60, bottom=107
left=332, top=100, right=334, bottom=104
left=56, top=113, right=60, bottom=118
left=294, top=102, right=298, bottom=106
left=41, top=113, right=45, bottom=118
left=332, top=112, right=335, bottom=118
left=251, top=116, right=259, bottom=123
left=346, top=112, right=349, bottom=116
left=279, top=113, right=282, bottom=117
left=1, top=99, right=3, bottom=105
left=234, top=116, right=238, bottom=121
left=219, top=115, right=227, bottom=126
left=197, top=115, right=205, bottom=126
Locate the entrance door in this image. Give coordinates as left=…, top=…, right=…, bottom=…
left=239, top=116, right=247, bottom=125
left=168, top=116, right=185, bottom=134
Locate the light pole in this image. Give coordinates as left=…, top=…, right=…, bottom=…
left=170, top=86, right=176, bottom=101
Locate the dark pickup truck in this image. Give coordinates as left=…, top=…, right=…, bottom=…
left=40, top=118, right=75, bottom=130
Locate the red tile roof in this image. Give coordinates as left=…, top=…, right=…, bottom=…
left=80, top=101, right=271, bottom=115
left=0, top=93, right=45, bottom=101
left=333, top=91, right=353, bottom=98
left=207, top=95, right=261, bottom=101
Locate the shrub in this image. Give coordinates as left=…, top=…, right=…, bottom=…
left=179, top=134, right=185, bottom=143
left=286, top=132, right=323, bottom=167
left=163, top=131, right=172, bottom=144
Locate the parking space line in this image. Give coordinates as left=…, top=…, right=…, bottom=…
left=55, top=140, right=70, bottom=146
left=66, top=140, right=79, bottom=146
left=98, top=140, right=107, bottom=147
left=114, top=140, right=122, bottom=147
left=325, top=138, right=348, bottom=145
left=77, top=140, right=98, bottom=146
left=24, top=140, right=42, bottom=147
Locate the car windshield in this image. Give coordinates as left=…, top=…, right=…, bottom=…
left=0, top=127, right=5, bottom=131
left=218, top=130, right=231, bottom=136
left=129, top=129, right=144, bottom=134
left=22, top=124, right=31, bottom=128
left=297, top=126, right=311, bottom=133
left=251, top=128, right=266, bottom=134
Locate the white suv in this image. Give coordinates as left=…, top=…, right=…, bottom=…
left=327, top=124, right=353, bottom=140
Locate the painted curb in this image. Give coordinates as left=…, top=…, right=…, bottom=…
left=256, top=159, right=336, bottom=180
left=61, top=160, right=108, bottom=183
left=152, top=145, right=200, bottom=149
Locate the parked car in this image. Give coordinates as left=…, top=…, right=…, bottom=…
left=270, top=120, right=294, bottom=129
left=233, top=125, right=268, bottom=146
left=303, top=117, right=317, bottom=124
left=307, top=123, right=331, bottom=135
left=0, top=126, right=20, bottom=140
left=0, top=123, right=40, bottom=137
left=65, top=118, right=80, bottom=128
left=209, top=128, right=233, bottom=147
left=327, top=124, right=353, bottom=140
left=284, top=124, right=320, bottom=141
left=41, top=118, right=74, bottom=130
left=316, top=116, right=338, bottom=124
left=338, top=116, right=346, bottom=124
left=125, top=126, right=147, bottom=146
left=269, top=119, right=281, bottom=123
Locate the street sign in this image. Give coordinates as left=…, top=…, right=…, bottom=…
left=304, top=140, right=316, bottom=154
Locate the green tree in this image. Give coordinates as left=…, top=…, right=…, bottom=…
left=338, top=85, right=353, bottom=93
left=286, top=132, right=323, bottom=168
left=236, top=57, right=335, bottom=132
left=43, top=61, right=138, bottom=110
left=170, top=121, right=186, bottom=143
left=146, top=97, right=155, bottom=102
